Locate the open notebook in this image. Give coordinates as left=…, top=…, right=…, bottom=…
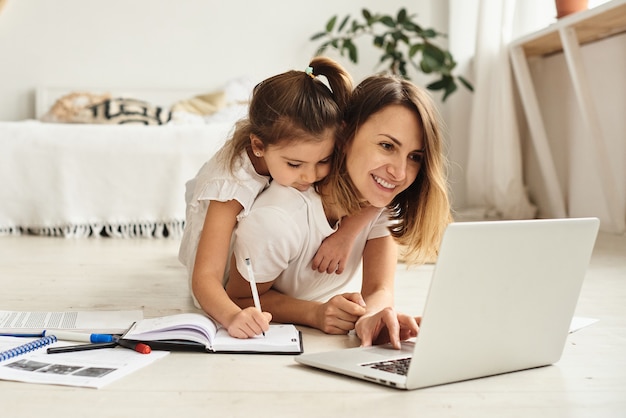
left=121, top=313, right=302, bottom=355
left=296, top=218, right=600, bottom=389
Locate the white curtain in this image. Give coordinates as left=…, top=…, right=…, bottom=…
left=449, top=0, right=556, bottom=220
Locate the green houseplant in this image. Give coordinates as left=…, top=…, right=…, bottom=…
left=311, top=8, right=473, bottom=101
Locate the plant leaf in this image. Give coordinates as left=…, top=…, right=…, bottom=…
left=421, top=28, right=439, bottom=39
left=380, top=15, right=396, bottom=28
left=397, top=32, right=409, bottom=45
left=310, top=32, right=327, bottom=41
left=426, top=77, right=448, bottom=90
left=338, top=15, right=350, bottom=32
left=459, top=76, right=474, bottom=91
left=442, top=80, right=458, bottom=101
left=402, top=20, right=420, bottom=33
left=423, top=43, right=446, bottom=64
left=344, top=39, right=358, bottom=63
left=397, top=8, right=407, bottom=23
left=420, top=59, right=433, bottom=73
left=408, top=43, right=423, bottom=58
left=326, top=15, right=337, bottom=33
left=373, top=35, right=385, bottom=48
left=398, top=59, right=409, bottom=79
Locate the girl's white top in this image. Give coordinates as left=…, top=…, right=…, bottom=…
left=178, top=146, right=270, bottom=302
left=233, top=182, right=390, bottom=302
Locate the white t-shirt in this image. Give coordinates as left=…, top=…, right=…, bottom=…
left=233, top=183, right=391, bottom=302
left=178, top=146, right=270, bottom=286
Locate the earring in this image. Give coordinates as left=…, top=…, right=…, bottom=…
left=255, top=152, right=261, bottom=157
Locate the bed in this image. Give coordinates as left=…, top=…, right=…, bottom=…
left=0, top=79, right=254, bottom=238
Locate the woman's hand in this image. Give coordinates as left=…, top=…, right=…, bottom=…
left=313, top=292, right=367, bottom=334
left=355, top=307, right=420, bottom=349
left=225, top=307, right=272, bottom=339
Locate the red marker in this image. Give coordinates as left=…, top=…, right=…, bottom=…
left=115, top=338, right=151, bottom=354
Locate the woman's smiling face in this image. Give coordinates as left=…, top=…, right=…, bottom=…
left=345, top=104, right=424, bottom=208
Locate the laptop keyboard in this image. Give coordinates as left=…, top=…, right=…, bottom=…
left=362, top=357, right=412, bottom=376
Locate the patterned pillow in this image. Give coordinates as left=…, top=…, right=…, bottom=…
left=41, top=91, right=112, bottom=123
left=171, top=91, right=225, bottom=115
left=74, top=98, right=172, bottom=125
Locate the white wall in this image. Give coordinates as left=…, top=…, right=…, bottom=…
left=0, top=0, right=448, bottom=121
left=0, top=0, right=474, bottom=211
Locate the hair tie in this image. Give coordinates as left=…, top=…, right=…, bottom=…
left=305, top=66, right=333, bottom=93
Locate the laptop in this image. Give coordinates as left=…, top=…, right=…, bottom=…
left=295, top=217, right=600, bottom=390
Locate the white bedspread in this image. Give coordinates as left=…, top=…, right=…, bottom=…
left=0, top=120, right=232, bottom=238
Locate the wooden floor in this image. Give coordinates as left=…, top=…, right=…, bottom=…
left=0, top=230, right=625, bottom=417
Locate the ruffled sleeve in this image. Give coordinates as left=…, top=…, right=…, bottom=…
left=195, top=152, right=270, bottom=218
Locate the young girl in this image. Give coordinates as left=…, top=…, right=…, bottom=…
left=226, top=74, right=452, bottom=347
left=179, top=57, right=371, bottom=338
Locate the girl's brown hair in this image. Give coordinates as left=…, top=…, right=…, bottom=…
left=323, top=74, right=452, bottom=265
left=221, top=57, right=353, bottom=171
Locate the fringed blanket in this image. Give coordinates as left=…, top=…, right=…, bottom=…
left=0, top=121, right=232, bottom=238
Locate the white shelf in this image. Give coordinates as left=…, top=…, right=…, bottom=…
left=509, top=0, right=626, bottom=233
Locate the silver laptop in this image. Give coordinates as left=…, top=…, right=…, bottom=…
left=295, top=218, right=600, bottom=390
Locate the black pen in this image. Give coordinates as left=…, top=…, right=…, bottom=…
left=47, top=342, right=117, bottom=354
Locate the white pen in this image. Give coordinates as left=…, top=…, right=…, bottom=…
left=43, top=330, right=114, bottom=343
left=244, top=257, right=265, bottom=336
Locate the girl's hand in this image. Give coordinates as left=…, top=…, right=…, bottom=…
left=226, top=307, right=272, bottom=338
left=355, top=308, right=420, bottom=349
left=312, top=206, right=380, bottom=274
left=312, top=233, right=355, bottom=274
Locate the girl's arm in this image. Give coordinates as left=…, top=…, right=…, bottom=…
left=191, top=199, right=271, bottom=338
left=312, top=206, right=380, bottom=274
left=354, top=235, right=420, bottom=348
left=225, top=265, right=366, bottom=335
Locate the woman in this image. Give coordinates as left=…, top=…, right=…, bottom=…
left=226, top=74, right=452, bottom=348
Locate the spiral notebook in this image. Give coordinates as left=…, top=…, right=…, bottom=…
left=0, top=335, right=58, bottom=362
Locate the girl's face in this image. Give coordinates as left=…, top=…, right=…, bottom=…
left=252, top=128, right=335, bottom=192
left=346, top=105, right=424, bottom=208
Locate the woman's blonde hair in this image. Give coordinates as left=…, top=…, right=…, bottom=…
left=323, top=74, right=453, bottom=265
left=221, top=57, right=353, bottom=171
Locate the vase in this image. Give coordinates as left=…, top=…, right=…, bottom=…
left=555, top=0, right=589, bottom=18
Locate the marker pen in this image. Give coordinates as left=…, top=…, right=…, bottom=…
left=115, top=338, right=151, bottom=354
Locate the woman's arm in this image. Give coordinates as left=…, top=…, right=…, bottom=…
left=355, top=235, right=420, bottom=348
left=359, top=235, right=398, bottom=311
left=191, top=200, right=270, bottom=337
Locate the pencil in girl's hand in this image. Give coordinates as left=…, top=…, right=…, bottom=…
left=244, top=257, right=265, bottom=336
left=244, top=258, right=262, bottom=311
